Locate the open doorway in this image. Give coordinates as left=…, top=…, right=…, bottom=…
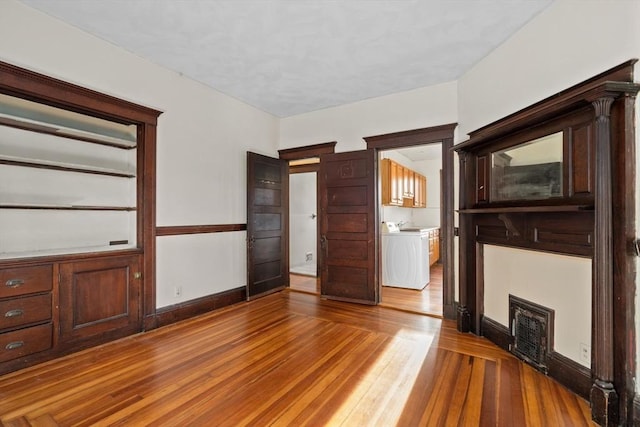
left=378, top=144, right=444, bottom=316
left=365, top=124, right=457, bottom=319
left=278, top=142, right=336, bottom=296
left=289, top=164, right=320, bottom=294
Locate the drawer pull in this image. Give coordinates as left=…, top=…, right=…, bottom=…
left=5, top=309, right=24, bottom=318
left=4, top=308, right=24, bottom=317
left=5, top=341, right=24, bottom=350
left=5, top=279, right=24, bottom=288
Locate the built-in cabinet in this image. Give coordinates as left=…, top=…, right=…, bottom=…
left=381, top=158, right=427, bottom=207
left=428, top=228, right=440, bottom=266
left=0, top=60, right=160, bottom=374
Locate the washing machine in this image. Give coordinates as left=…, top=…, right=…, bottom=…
left=381, top=222, right=430, bottom=290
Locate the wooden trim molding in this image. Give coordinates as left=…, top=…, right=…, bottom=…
left=364, top=124, right=458, bottom=320
left=480, top=315, right=511, bottom=350
left=290, top=163, right=319, bottom=174
left=0, top=61, right=161, bottom=124
left=364, top=123, right=457, bottom=149
left=278, top=141, right=336, bottom=160
left=156, top=224, right=247, bottom=237
left=548, top=351, right=592, bottom=401
left=154, top=286, right=246, bottom=328
left=633, top=395, right=640, bottom=424
left=481, top=315, right=592, bottom=401
left=457, top=60, right=637, bottom=149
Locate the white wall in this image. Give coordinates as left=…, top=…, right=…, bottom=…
left=290, top=172, right=317, bottom=272
left=279, top=81, right=458, bottom=153
left=0, top=0, right=279, bottom=308
left=457, top=0, right=640, bottom=138
left=412, top=156, right=442, bottom=227
left=484, top=246, right=592, bottom=367
left=457, top=0, right=640, bottom=367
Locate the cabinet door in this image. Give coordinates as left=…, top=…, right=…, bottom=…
left=381, top=159, right=395, bottom=206
left=390, top=161, right=402, bottom=205
left=414, top=173, right=425, bottom=207
left=59, top=255, right=141, bottom=344
left=403, top=167, right=414, bottom=198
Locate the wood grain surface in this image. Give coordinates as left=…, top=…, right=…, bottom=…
left=0, top=291, right=593, bottom=426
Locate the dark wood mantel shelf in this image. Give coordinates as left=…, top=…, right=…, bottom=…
left=458, top=205, right=593, bottom=214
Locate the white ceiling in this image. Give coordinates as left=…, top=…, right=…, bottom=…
left=396, top=143, right=442, bottom=162
left=20, top=0, right=552, bottom=117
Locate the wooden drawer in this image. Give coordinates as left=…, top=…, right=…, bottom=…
left=0, top=265, right=52, bottom=298
left=0, top=294, right=52, bottom=331
left=0, top=323, right=52, bottom=363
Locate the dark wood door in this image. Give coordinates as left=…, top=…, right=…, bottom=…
left=59, top=254, right=142, bottom=345
left=246, top=152, right=289, bottom=300
left=319, top=149, right=378, bottom=304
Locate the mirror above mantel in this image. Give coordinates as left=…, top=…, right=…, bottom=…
left=491, top=131, right=563, bottom=202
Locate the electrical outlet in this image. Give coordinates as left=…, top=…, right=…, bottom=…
left=580, top=343, right=590, bottom=363
left=174, top=286, right=182, bottom=297
left=305, top=252, right=313, bottom=262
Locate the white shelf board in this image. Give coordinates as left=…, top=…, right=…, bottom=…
left=0, top=112, right=136, bottom=148
left=0, top=153, right=136, bottom=177
left=0, top=244, right=138, bottom=260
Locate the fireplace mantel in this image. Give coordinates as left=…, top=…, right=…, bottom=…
left=454, top=60, right=639, bottom=426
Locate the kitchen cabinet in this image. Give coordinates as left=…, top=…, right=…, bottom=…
left=403, top=167, right=414, bottom=199
left=414, top=173, right=427, bottom=208
left=0, top=60, right=160, bottom=374
left=428, top=228, right=440, bottom=266
left=429, top=228, right=440, bottom=266
left=381, top=158, right=427, bottom=208
left=381, top=158, right=402, bottom=206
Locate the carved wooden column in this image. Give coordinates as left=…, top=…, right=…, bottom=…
left=457, top=150, right=471, bottom=332
left=441, top=137, right=456, bottom=320
left=590, top=95, right=618, bottom=426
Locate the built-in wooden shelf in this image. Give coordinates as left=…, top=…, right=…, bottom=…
left=458, top=205, right=594, bottom=214
left=0, top=244, right=138, bottom=261
left=0, top=113, right=137, bottom=149
left=0, top=155, right=135, bottom=178
left=0, top=204, right=136, bottom=211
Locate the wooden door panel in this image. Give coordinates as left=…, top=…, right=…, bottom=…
left=327, top=213, right=368, bottom=233
left=326, top=240, right=368, bottom=261
left=253, top=237, right=282, bottom=263
left=247, top=152, right=288, bottom=300
left=320, top=149, right=377, bottom=304
left=325, top=266, right=371, bottom=301
left=73, top=268, right=129, bottom=326
left=59, top=255, right=141, bottom=344
left=254, top=188, right=281, bottom=206
left=327, top=186, right=368, bottom=206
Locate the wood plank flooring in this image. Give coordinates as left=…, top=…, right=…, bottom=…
left=290, top=273, right=319, bottom=294
left=0, top=291, right=593, bottom=426
left=291, top=264, right=443, bottom=318
left=381, top=264, right=443, bottom=317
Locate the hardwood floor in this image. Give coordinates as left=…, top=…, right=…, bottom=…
left=291, top=264, right=443, bottom=318
left=0, top=291, right=593, bottom=426
left=290, top=273, right=319, bottom=294
left=381, top=263, right=443, bottom=317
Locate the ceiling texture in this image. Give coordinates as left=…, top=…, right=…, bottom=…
left=20, top=0, right=552, bottom=118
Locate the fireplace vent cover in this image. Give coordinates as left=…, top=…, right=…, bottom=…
left=509, top=295, right=554, bottom=373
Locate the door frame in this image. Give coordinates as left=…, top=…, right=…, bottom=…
left=279, top=142, right=337, bottom=282
left=364, top=124, right=457, bottom=319
left=277, top=125, right=457, bottom=317
left=289, top=163, right=320, bottom=278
